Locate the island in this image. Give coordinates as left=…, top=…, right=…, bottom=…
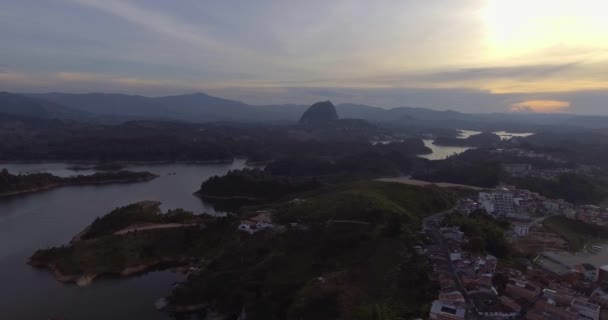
left=0, top=169, right=158, bottom=197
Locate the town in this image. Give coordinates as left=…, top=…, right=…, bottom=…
left=424, top=185, right=608, bottom=320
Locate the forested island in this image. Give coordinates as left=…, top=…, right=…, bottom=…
left=0, top=169, right=158, bottom=197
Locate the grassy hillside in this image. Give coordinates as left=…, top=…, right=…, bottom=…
left=82, top=201, right=199, bottom=239
left=169, top=181, right=456, bottom=319
left=543, top=216, right=608, bottom=251
left=30, top=181, right=456, bottom=318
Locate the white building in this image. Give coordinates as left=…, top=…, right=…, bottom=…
left=429, top=300, right=466, bottom=320
left=513, top=223, right=530, bottom=237
left=238, top=221, right=258, bottom=234
left=238, top=211, right=275, bottom=234
left=479, top=192, right=515, bottom=217
left=479, top=192, right=495, bottom=213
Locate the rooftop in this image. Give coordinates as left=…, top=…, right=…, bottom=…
left=582, top=263, right=596, bottom=271
left=430, top=300, right=466, bottom=319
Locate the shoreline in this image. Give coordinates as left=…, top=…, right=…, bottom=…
left=192, top=191, right=259, bottom=201
left=0, top=175, right=158, bottom=198
left=28, top=257, right=191, bottom=287
left=0, top=159, right=236, bottom=166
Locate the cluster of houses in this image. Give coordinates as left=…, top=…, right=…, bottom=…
left=456, top=186, right=608, bottom=233
left=237, top=211, right=275, bottom=234
left=491, top=148, right=567, bottom=164
left=502, top=163, right=595, bottom=181
left=423, top=215, right=608, bottom=320
left=423, top=225, right=524, bottom=320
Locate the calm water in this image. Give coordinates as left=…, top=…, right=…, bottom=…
left=418, top=139, right=473, bottom=160
left=492, top=131, right=534, bottom=140
left=0, top=160, right=249, bottom=320
left=419, top=130, right=534, bottom=160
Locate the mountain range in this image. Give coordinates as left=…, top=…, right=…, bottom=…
left=1, top=91, right=607, bottom=130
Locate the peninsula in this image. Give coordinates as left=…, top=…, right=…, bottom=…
left=0, top=169, right=158, bottom=197
left=28, top=201, right=208, bottom=286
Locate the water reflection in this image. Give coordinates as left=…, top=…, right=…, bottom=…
left=0, top=160, right=250, bottom=320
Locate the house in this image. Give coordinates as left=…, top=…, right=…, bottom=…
left=526, top=298, right=577, bottom=320
left=438, top=291, right=466, bottom=306
left=441, top=227, right=465, bottom=243
left=505, top=280, right=541, bottom=302
left=578, top=263, right=597, bottom=282
left=597, top=265, right=608, bottom=283
left=250, top=212, right=273, bottom=229
left=469, top=290, right=519, bottom=319
left=238, top=221, right=258, bottom=234
left=238, top=211, right=275, bottom=234
left=513, top=223, right=530, bottom=236
left=429, top=300, right=466, bottom=320
left=450, top=252, right=462, bottom=262
left=570, top=297, right=600, bottom=320
left=590, top=287, right=608, bottom=307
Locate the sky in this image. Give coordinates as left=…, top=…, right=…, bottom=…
left=1, top=0, right=608, bottom=114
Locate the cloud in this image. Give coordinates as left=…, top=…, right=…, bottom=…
left=510, top=100, right=571, bottom=113
left=422, top=63, right=580, bottom=82
left=63, top=0, right=272, bottom=66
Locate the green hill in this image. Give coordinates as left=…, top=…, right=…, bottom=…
left=30, top=181, right=456, bottom=319
left=169, top=181, right=456, bottom=319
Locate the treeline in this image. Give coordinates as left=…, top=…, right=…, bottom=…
left=265, top=139, right=430, bottom=177
left=197, top=168, right=322, bottom=200
left=444, top=211, right=511, bottom=258
left=511, top=173, right=608, bottom=204
left=412, top=149, right=505, bottom=188
left=434, top=132, right=501, bottom=147
left=0, top=114, right=431, bottom=163
left=198, top=141, right=433, bottom=201
left=0, top=168, right=157, bottom=195
left=519, top=130, right=608, bottom=169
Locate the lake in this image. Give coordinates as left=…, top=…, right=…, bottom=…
left=419, top=130, right=535, bottom=160
left=418, top=140, right=473, bottom=160
left=0, top=160, right=250, bottom=320
left=457, top=129, right=534, bottom=140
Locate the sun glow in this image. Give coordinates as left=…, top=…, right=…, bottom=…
left=482, top=0, right=608, bottom=61
left=510, top=100, right=571, bottom=113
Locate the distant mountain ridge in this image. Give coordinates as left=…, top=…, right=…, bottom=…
left=0, top=92, right=88, bottom=120
left=0, top=91, right=602, bottom=130
left=26, top=92, right=308, bottom=123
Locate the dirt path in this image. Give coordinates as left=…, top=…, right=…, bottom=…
left=114, top=223, right=198, bottom=235
left=377, top=177, right=484, bottom=190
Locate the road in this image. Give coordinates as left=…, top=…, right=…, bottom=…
left=424, top=206, right=476, bottom=319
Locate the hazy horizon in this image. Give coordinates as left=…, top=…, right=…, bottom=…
left=2, top=1, right=608, bottom=114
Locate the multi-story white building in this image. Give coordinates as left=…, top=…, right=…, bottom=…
left=513, top=223, right=530, bottom=237
left=479, top=192, right=515, bottom=217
